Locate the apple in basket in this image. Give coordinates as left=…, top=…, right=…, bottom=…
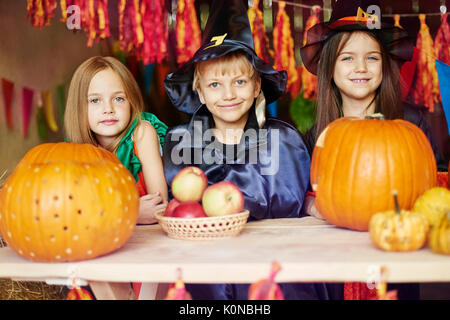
left=171, top=166, right=208, bottom=202
left=172, top=201, right=207, bottom=218
left=202, top=181, right=245, bottom=217
left=164, top=198, right=182, bottom=217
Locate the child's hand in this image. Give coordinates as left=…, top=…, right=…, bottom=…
left=137, top=192, right=167, bottom=225
left=304, top=196, right=324, bottom=220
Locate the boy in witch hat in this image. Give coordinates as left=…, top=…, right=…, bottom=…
left=163, top=0, right=336, bottom=299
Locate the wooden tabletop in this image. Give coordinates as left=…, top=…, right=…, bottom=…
left=0, top=217, right=449, bottom=284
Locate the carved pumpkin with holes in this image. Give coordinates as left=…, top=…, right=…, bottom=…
left=0, top=143, right=139, bottom=262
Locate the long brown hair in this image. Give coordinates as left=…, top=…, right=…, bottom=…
left=64, top=56, right=143, bottom=153
left=313, top=30, right=403, bottom=140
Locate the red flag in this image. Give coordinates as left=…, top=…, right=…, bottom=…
left=2, top=78, right=14, bottom=130
left=22, top=87, right=34, bottom=137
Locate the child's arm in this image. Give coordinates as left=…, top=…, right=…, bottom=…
left=133, top=121, right=169, bottom=224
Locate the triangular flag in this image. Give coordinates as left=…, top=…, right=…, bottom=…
left=36, top=93, right=47, bottom=140
left=1, top=78, right=14, bottom=130
left=56, top=84, right=66, bottom=124
left=41, top=90, right=59, bottom=132
left=435, top=59, right=450, bottom=134
left=22, top=87, right=34, bottom=138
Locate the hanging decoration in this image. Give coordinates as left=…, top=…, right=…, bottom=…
left=344, top=282, right=377, bottom=300
left=394, top=15, right=419, bottom=100
left=26, top=0, right=57, bottom=29
left=36, top=94, right=48, bottom=140
left=118, top=0, right=168, bottom=65
left=1, top=78, right=14, bottom=130
left=248, top=261, right=284, bottom=300
left=56, top=84, right=66, bottom=124
left=248, top=0, right=273, bottom=63
left=62, top=0, right=111, bottom=47
left=176, top=0, right=202, bottom=66
left=300, top=5, right=320, bottom=101
left=413, top=14, right=439, bottom=113
left=138, top=0, right=168, bottom=64
left=22, top=87, right=34, bottom=138
left=41, top=90, right=59, bottom=132
left=273, top=1, right=298, bottom=92
left=435, top=13, right=450, bottom=65
left=164, top=268, right=192, bottom=300
left=66, top=286, right=95, bottom=300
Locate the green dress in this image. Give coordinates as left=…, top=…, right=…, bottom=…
left=116, top=112, right=167, bottom=196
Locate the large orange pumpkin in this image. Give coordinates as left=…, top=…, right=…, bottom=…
left=0, top=143, right=139, bottom=262
left=310, top=115, right=437, bottom=231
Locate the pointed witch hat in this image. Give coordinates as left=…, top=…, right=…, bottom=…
left=300, top=0, right=414, bottom=75
left=164, top=0, right=287, bottom=115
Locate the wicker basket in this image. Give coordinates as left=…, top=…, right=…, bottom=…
left=155, top=209, right=250, bottom=240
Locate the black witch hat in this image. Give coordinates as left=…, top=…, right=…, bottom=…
left=164, top=0, right=287, bottom=115
left=300, top=0, right=414, bottom=75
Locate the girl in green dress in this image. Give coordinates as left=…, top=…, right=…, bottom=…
left=64, top=56, right=168, bottom=225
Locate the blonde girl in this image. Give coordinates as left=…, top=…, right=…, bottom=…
left=64, top=56, right=168, bottom=225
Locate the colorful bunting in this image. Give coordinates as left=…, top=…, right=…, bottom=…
left=273, top=1, right=298, bottom=92
left=176, top=0, right=201, bottom=66
left=1, top=78, right=14, bottom=130
left=248, top=0, right=273, bottom=63
left=164, top=268, right=192, bottom=300
left=413, top=14, right=439, bottom=112
left=41, top=90, right=59, bottom=132
left=36, top=94, right=48, bottom=140
left=22, top=87, right=34, bottom=138
left=56, top=84, right=66, bottom=124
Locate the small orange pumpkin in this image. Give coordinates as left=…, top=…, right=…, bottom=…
left=310, top=115, right=437, bottom=231
left=0, top=143, right=139, bottom=262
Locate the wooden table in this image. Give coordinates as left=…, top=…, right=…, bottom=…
left=1, top=217, right=449, bottom=299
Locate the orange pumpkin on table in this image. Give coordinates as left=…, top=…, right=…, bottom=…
left=0, top=142, right=139, bottom=262
left=310, top=115, right=437, bottom=231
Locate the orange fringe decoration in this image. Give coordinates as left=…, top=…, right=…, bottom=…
left=248, top=0, right=273, bottom=63
left=344, top=282, right=377, bottom=300
left=176, top=0, right=201, bottom=66
left=435, top=13, right=450, bottom=64
left=66, top=287, right=95, bottom=300
left=26, top=0, right=57, bottom=29
left=273, top=1, right=298, bottom=92
left=413, top=14, right=439, bottom=112
left=248, top=261, right=285, bottom=300
left=300, top=6, right=320, bottom=100
left=164, top=268, right=192, bottom=300
left=59, top=0, right=110, bottom=47
left=118, top=0, right=167, bottom=64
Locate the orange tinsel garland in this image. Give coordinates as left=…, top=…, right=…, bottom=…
left=118, top=0, right=167, bottom=64
left=26, top=0, right=57, bottom=29
left=248, top=0, right=273, bottom=63
left=413, top=14, right=439, bottom=112
left=176, top=0, right=201, bottom=66
left=273, top=1, right=298, bottom=92
left=300, top=6, right=320, bottom=100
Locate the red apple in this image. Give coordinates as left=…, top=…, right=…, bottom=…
left=164, top=198, right=181, bottom=217
left=201, top=181, right=245, bottom=217
left=171, top=166, right=208, bottom=202
left=172, top=201, right=207, bottom=218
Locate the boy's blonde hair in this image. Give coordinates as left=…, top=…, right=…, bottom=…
left=64, top=56, right=143, bottom=153
left=192, top=51, right=260, bottom=91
